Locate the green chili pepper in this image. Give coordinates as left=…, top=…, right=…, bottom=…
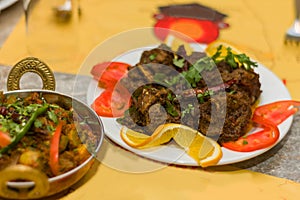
left=0, top=104, right=48, bottom=154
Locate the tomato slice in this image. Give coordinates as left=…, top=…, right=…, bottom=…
left=92, top=87, right=131, bottom=117
left=254, top=100, right=300, bottom=125
left=90, top=61, right=130, bottom=89
left=222, top=100, right=300, bottom=152
left=50, top=121, right=63, bottom=176
left=0, top=130, right=11, bottom=148
left=222, top=115, right=279, bottom=152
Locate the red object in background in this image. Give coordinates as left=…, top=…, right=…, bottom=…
left=154, top=16, right=221, bottom=43
left=153, top=3, right=229, bottom=44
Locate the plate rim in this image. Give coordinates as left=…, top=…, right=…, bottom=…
left=0, top=0, right=18, bottom=11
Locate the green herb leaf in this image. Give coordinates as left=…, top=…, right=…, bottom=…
left=235, top=54, right=258, bottom=70
left=173, top=58, right=185, bottom=68
left=165, top=102, right=179, bottom=117
left=47, top=111, right=58, bottom=124
left=211, top=45, right=258, bottom=70
left=181, top=104, right=194, bottom=118
left=34, top=119, right=43, bottom=128
left=243, top=140, right=248, bottom=145
left=197, top=90, right=213, bottom=103
left=167, top=93, right=174, bottom=101
left=149, top=54, right=157, bottom=61
left=157, top=57, right=216, bottom=88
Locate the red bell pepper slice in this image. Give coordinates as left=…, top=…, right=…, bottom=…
left=254, top=100, right=300, bottom=125
left=90, top=61, right=130, bottom=89
left=223, top=100, right=300, bottom=152
left=50, top=121, right=63, bottom=176
left=0, top=130, right=11, bottom=148
left=91, top=87, right=131, bottom=117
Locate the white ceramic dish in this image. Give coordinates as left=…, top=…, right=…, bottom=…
left=0, top=0, right=18, bottom=11
left=86, top=45, right=292, bottom=166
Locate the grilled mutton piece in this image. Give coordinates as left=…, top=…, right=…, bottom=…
left=118, top=45, right=261, bottom=143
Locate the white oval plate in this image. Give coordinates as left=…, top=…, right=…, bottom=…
left=86, top=45, right=292, bottom=166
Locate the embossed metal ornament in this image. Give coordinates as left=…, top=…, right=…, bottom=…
left=7, top=57, right=56, bottom=91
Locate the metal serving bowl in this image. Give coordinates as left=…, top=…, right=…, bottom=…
left=0, top=58, right=104, bottom=199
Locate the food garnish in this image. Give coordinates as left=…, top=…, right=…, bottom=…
left=211, top=45, right=258, bottom=70
left=90, top=61, right=131, bottom=117
left=154, top=56, right=216, bottom=88
left=223, top=100, right=300, bottom=152
left=205, top=40, right=243, bottom=56
left=120, top=123, right=222, bottom=167
left=90, top=61, right=130, bottom=89
left=91, top=89, right=130, bottom=117
left=0, top=104, right=49, bottom=155
left=254, top=100, right=300, bottom=125
left=222, top=114, right=279, bottom=152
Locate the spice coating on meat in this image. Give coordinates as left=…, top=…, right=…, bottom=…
left=118, top=45, right=261, bottom=143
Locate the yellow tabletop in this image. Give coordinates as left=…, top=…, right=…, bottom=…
left=1, top=0, right=300, bottom=199
left=1, top=0, right=300, bottom=99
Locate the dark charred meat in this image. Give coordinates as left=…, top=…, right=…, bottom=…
left=118, top=44, right=261, bottom=144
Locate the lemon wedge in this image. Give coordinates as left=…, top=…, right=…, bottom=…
left=120, top=123, right=223, bottom=167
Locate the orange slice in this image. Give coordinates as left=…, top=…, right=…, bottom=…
left=120, top=125, right=175, bottom=149
left=120, top=123, right=222, bottom=167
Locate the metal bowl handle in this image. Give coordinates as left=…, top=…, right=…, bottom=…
left=0, top=165, right=50, bottom=199
left=7, top=57, right=56, bottom=91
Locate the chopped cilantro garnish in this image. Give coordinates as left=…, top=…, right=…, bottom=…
left=197, top=90, right=214, bottom=103
left=155, top=57, right=216, bottom=88
left=181, top=68, right=201, bottom=87
left=173, top=57, right=185, bottom=68
left=149, top=54, right=157, bottom=61
left=34, top=119, right=43, bottom=128
left=182, top=57, right=215, bottom=87
left=181, top=104, right=194, bottom=118
left=242, top=140, right=248, bottom=145
left=228, top=90, right=237, bottom=95
left=192, top=56, right=215, bottom=72
left=47, top=110, right=58, bottom=124
left=165, top=102, right=179, bottom=117
left=167, top=93, right=174, bottom=101
left=211, top=45, right=258, bottom=70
